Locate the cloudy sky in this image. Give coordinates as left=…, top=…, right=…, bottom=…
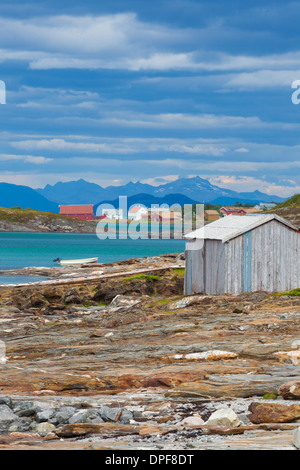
left=0, top=0, right=300, bottom=197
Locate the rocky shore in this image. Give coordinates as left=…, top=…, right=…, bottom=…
left=0, top=253, right=299, bottom=450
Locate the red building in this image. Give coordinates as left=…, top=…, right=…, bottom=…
left=59, top=204, right=95, bottom=220
left=220, top=207, right=247, bottom=217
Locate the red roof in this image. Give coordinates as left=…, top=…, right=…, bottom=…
left=59, top=204, right=94, bottom=215
left=129, top=206, right=145, bottom=213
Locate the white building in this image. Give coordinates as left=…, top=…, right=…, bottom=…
left=102, top=208, right=123, bottom=219
left=128, top=206, right=148, bottom=220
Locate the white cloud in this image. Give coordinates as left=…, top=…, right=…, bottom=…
left=0, top=153, right=51, bottom=164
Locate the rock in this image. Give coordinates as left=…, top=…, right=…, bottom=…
left=69, top=409, right=104, bottom=424
left=51, top=406, right=76, bottom=425
left=99, top=406, right=122, bottom=422
left=206, top=408, right=243, bottom=428
left=279, top=381, right=300, bottom=400
left=35, top=422, right=56, bottom=436
left=273, top=350, right=300, bottom=364
left=0, top=397, right=13, bottom=408
left=36, top=408, right=55, bottom=422
left=293, top=427, right=300, bottom=450
left=172, top=350, right=238, bottom=361
left=180, top=415, right=205, bottom=426
left=110, top=295, right=142, bottom=309
left=64, top=288, right=82, bottom=305
left=248, top=402, right=300, bottom=424
left=119, top=409, right=134, bottom=424
left=0, top=405, right=18, bottom=423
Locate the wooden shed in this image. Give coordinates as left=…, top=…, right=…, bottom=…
left=184, top=214, right=299, bottom=295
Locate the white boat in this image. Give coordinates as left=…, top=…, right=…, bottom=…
left=53, top=257, right=98, bottom=266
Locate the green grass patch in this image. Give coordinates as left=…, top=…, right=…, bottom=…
left=172, top=268, right=185, bottom=277
left=262, top=393, right=278, bottom=400
left=121, top=274, right=160, bottom=282
left=273, top=288, right=300, bottom=297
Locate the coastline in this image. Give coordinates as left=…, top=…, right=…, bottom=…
left=0, top=252, right=299, bottom=449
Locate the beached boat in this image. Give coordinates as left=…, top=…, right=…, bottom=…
left=53, top=257, right=98, bottom=266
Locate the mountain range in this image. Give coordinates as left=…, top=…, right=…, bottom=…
left=0, top=183, right=59, bottom=213
left=0, top=177, right=285, bottom=213
left=37, top=177, right=284, bottom=207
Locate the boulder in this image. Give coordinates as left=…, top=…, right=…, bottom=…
left=180, top=415, right=205, bottom=426
left=293, top=427, right=300, bottom=450
left=0, top=405, right=18, bottom=423
left=248, top=402, right=300, bottom=424
left=279, top=381, right=300, bottom=400
left=64, top=288, right=82, bottom=305
left=35, top=422, right=56, bottom=437
left=205, top=408, right=243, bottom=428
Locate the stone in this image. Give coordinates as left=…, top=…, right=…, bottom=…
left=0, top=405, right=18, bottom=423
left=35, top=422, right=56, bottom=436
left=119, top=409, right=134, bottom=424
left=0, top=397, right=13, bottom=408
left=206, top=409, right=243, bottom=428
left=52, top=406, right=76, bottom=425
left=172, top=350, right=238, bottom=361
left=279, top=381, right=300, bottom=400
left=36, top=408, right=55, bottom=422
left=64, top=288, right=82, bottom=304
left=248, top=402, right=300, bottom=424
left=180, top=415, right=205, bottom=426
left=99, top=406, right=122, bottom=422
left=293, top=427, right=300, bottom=450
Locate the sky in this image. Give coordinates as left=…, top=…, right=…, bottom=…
left=0, top=0, right=300, bottom=197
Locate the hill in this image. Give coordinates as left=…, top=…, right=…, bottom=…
left=0, top=207, right=95, bottom=233
left=0, top=183, right=59, bottom=213
left=268, top=193, right=300, bottom=227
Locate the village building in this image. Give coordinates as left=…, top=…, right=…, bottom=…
left=59, top=204, right=95, bottom=220
left=184, top=214, right=299, bottom=295
left=220, top=206, right=247, bottom=216
left=101, top=208, right=123, bottom=219
left=128, top=206, right=148, bottom=220
left=204, top=209, right=220, bottom=222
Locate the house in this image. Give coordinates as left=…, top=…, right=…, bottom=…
left=128, top=206, right=148, bottom=220
left=184, top=214, right=299, bottom=295
left=255, top=202, right=277, bottom=210
left=220, top=206, right=247, bottom=216
left=204, top=210, right=220, bottom=222
left=59, top=204, right=94, bottom=220
left=101, top=208, right=123, bottom=219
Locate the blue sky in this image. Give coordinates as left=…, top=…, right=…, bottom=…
left=0, top=0, right=300, bottom=197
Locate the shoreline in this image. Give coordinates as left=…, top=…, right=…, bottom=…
left=0, top=252, right=299, bottom=450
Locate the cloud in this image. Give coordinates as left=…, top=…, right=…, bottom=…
left=207, top=175, right=300, bottom=198
left=0, top=153, right=51, bottom=164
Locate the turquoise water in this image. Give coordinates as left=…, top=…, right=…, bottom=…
left=0, top=232, right=185, bottom=270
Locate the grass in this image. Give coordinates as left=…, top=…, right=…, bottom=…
left=0, top=206, right=82, bottom=223
left=172, top=268, right=185, bottom=277
left=273, top=288, right=300, bottom=297
left=273, top=193, right=300, bottom=209
left=121, top=274, right=161, bottom=282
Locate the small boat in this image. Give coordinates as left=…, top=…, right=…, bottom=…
left=53, top=257, right=98, bottom=266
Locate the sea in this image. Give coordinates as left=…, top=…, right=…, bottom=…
left=0, top=232, right=185, bottom=285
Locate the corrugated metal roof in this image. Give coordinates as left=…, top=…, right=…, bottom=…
left=185, top=214, right=298, bottom=243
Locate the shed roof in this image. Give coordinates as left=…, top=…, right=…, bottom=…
left=185, top=214, right=298, bottom=243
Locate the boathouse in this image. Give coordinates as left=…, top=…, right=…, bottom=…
left=184, top=214, right=299, bottom=295
left=59, top=204, right=94, bottom=220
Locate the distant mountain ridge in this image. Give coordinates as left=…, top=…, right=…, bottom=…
left=37, top=176, right=285, bottom=207
left=0, top=183, right=59, bottom=213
